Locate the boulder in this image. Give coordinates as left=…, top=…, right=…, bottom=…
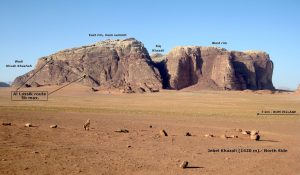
left=204, top=134, right=214, bottom=137
left=250, top=130, right=259, bottom=136
left=50, top=125, right=58, bottom=128
left=185, top=132, right=192, bottom=136
left=220, top=134, right=228, bottom=139
left=114, top=129, right=129, bottom=133
left=242, top=130, right=251, bottom=135
left=25, top=123, right=32, bottom=127
left=159, top=129, right=168, bottom=136
left=179, top=161, right=188, bottom=169
left=229, top=135, right=238, bottom=138
left=250, top=134, right=260, bottom=141
left=2, top=122, right=11, bottom=126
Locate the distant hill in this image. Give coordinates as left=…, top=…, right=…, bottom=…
left=0, top=82, right=10, bottom=87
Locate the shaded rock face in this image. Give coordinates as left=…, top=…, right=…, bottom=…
left=158, top=47, right=274, bottom=90
left=231, top=51, right=274, bottom=90
left=151, top=53, right=170, bottom=89
left=12, top=38, right=162, bottom=92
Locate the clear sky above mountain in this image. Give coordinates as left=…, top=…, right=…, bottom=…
left=0, top=0, right=299, bottom=89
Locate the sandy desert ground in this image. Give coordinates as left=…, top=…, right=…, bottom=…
left=0, top=85, right=300, bottom=175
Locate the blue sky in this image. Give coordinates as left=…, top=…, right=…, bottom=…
left=0, top=0, right=299, bottom=89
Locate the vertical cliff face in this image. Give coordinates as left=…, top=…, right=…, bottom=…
left=12, top=38, right=162, bottom=92
left=200, top=47, right=240, bottom=90
left=248, top=51, right=274, bottom=90
left=231, top=51, right=274, bottom=90
left=161, top=47, right=239, bottom=90
left=230, top=51, right=257, bottom=90
left=156, top=47, right=274, bottom=90
left=165, top=47, right=199, bottom=90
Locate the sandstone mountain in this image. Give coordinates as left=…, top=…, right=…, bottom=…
left=152, top=47, right=274, bottom=90
left=12, top=38, right=162, bottom=93
left=13, top=38, right=275, bottom=92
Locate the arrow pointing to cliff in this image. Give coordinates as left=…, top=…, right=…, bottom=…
left=16, top=58, right=54, bottom=91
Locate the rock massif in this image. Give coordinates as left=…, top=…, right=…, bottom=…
left=13, top=38, right=275, bottom=92
left=153, top=47, right=274, bottom=90
left=12, top=38, right=162, bottom=93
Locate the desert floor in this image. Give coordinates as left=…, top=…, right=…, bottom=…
left=0, top=85, right=300, bottom=175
